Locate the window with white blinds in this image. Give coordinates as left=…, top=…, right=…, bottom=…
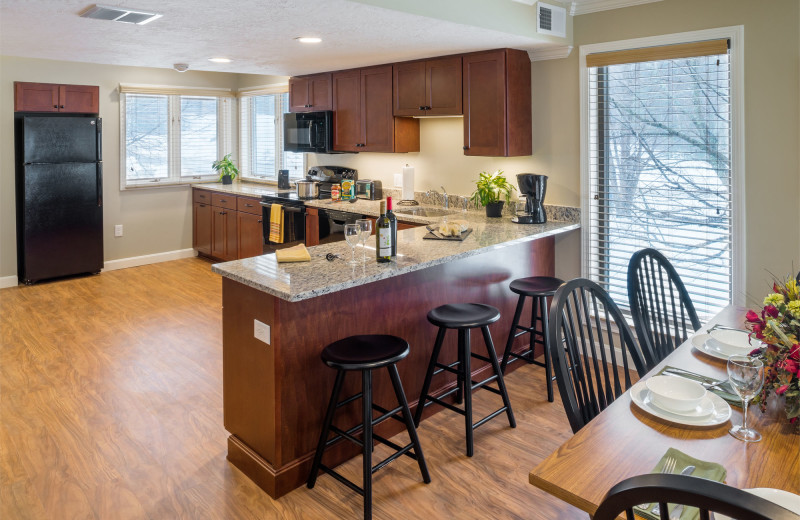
left=120, top=85, right=234, bottom=188
left=585, top=38, right=734, bottom=320
left=239, top=91, right=305, bottom=181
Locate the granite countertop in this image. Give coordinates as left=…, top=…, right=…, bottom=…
left=192, top=182, right=279, bottom=198
left=211, top=217, right=580, bottom=302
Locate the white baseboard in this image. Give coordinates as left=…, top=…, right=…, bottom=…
left=102, top=248, right=197, bottom=272
left=0, top=276, right=18, bottom=289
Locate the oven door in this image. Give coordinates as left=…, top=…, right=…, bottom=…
left=261, top=201, right=306, bottom=250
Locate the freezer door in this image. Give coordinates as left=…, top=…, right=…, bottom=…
left=20, top=163, right=103, bottom=282
left=23, top=116, right=101, bottom=163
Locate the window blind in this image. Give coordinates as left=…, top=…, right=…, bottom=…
left=179, top=96, right=218, bottom=177
left=124, top=94, right=169, bottom=181
left=587, top=43, right=732, bottom=320
left=239, top=90, right=304, bottom=181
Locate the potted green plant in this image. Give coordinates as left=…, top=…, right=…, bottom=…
left=212, top=154, right=239, bottom=185
left=469, top=170, right=516, bottom=218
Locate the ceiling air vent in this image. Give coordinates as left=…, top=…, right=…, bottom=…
left=537, top=2, right=566, bottom=38
left=80, top=4, right=162, bottom=25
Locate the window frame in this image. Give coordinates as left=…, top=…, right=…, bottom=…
left=238, top=84, right=306, bottom=185
left=578, top=25, right=746, bottom=309
left=119, top=85, right=235, bottom=189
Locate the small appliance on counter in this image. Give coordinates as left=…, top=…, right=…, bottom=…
left=306, top=166, right=357, bottom=199
left=512, top=173, right=548, bottom=224
left=356, top=180, right=382, bottom=200
left=278, top=169, right=290, bottom=189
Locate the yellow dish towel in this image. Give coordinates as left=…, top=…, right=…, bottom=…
left=269, top=203, right=284, bottom=244
left=275, top=244, right=311, bottom=263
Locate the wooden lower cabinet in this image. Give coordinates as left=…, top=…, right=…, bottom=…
left=237, top=212, right=264, bottom=259
left=193, top=189, right=265, bottom=261
left=193, top=202, right=212, bottom=255
left=212, top=207, right=238, bottom=261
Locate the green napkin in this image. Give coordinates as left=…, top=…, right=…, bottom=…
left=633, top=448, right=727, bottom=520
left=657, top=366, right=740, bottom=407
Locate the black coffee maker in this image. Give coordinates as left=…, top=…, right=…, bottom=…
left=512, top=174, right=547, bottom=224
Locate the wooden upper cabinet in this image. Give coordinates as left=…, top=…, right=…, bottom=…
left=463, top=49, right=531, bottom=157
left=288, top=73, right=332, bottom=112
left=394, top=56, right=462, bottom=116
left=14, top=82, right=99, bottom=113
left=332, top=70, right=362, bottom=152
left=333, top=66, right=419, bottom=153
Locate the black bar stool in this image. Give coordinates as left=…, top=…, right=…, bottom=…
left=500, top=276, right=564, bottom=402
left=413, top=303, right=516, bottom=457
left=307, top=335, right=431, bottom=520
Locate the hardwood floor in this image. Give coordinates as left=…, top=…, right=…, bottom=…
left=0, top=257, right=586, bottom=519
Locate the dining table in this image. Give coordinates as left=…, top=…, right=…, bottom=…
left=528, top=305, right=800, bottom=516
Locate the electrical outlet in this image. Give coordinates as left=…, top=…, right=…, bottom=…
left=254, top=319, right=270, bottom=345
left=114, top=224, right=123, bottom=237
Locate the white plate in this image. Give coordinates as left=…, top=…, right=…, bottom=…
left=717, top=488, right=800, bottom=519
left=630, top=380, right=731, bottom=426
left=691, top=333, right=735, bottom=360
left=644, top=391, right=714, bottom=418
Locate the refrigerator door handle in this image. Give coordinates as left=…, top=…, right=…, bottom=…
left=97, top=163, right=103, bottom=207
left=95, top=118, right=102, bottom=162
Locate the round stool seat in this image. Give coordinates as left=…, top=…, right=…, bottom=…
left=509, top=276, right=564, bottom=296
left=321, top=335, right=410, bottom=370
left=427, top=303, right=500, bottom=329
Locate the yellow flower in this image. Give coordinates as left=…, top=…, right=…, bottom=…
left=764, top=293, right=785, bottom=306
left=788, top=300, right=800, bottom=317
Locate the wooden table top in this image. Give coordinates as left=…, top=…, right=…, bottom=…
left=528, top=305, right=800, bottom=515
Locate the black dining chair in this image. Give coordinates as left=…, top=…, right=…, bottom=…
left=627, top=248, right=701, bottom=369
left=548, top=278, right=648, bottom=434
left=594, top=473, right=800, bottom=520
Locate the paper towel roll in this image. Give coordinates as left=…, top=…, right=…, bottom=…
left=402, top=165, right=415, bottom=201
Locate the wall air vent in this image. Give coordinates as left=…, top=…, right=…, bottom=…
left=537, top=2, right=566, bottom=38
left=80, top=4, right=162, bottom=25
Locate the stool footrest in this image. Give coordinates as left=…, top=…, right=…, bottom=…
left=470, top=373, right=499, bottom=392
left=424, top=394, right=466, bottom=416
left=371, top=404, right=405, bottom=425
left=329, top=425, right=364, bottom=448
left=470, top=352, right=491, bottom=364
left=512, top=325, right=541, bottom=336
left=336, top=392, right=363, bottom=409
left=433, top=361, right=460, bottom=376
left=372, top=433, right=419, bottom=462
left=372, top=442, right=416, bottom=474
left=319, top=464, right=364, bottom=496
left=473, top=407, right=510, bottom=430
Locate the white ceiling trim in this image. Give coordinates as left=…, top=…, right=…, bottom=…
left=569, top=0, right=662, bottom=16
left=528, top=46, right=573, bottom=61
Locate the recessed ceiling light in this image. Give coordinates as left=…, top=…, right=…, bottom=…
left=208, top=57, right=232, bottom=63
left=296, top=37, right=322, bottom=44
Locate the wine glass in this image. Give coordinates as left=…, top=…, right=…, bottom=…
left=727, top=355, right=765, bottom=442
left=344, top=223, right=360, bottom=266
left=356, top=219, right=372, bottom=263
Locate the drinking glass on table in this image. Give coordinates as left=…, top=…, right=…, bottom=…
left=356, top=219, right=372, bottom=263
left=344, top=223, right=360, bottom=266
left=727, top=355, right=765, bottom=442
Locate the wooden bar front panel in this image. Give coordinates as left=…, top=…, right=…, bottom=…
left=222, top=235, right=555, bottom=498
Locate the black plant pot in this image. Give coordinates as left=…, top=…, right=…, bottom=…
left=485, top=201, right=504, bottom=218
left=222, top=175, right=233, bottom=185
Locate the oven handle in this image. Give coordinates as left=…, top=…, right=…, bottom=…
left=260, top=202, right=305, bottom=214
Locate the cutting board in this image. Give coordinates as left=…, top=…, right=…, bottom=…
left=423, top=228, right=473, bottom=241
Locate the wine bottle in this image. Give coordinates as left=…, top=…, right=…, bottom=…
left=376, top=200, right=392, bottom=263
left=386, top=196, right=397, bottom=257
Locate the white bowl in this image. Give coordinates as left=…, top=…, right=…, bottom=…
left=708, top=329, right=756, bottom=353
left=645, top=375, right=707, bottom=413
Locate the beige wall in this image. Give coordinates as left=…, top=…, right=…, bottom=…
left=0, top=56, right=285, bottom=279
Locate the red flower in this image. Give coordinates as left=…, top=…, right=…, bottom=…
left=746, top=310, right=761, bottom=322
left=776, top=384, right=789, bottom=395
left=764, top=305, right=780, bottom=318
left=783, top=359, right=799, bottom=375
left=792, top=417, right=798, bottom=425
left=749, top=347, right=763, bottom=356
left=791, top=344, right=800, bottom=361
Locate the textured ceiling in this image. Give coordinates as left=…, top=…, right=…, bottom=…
left=0, top=0, right=550, bottom=76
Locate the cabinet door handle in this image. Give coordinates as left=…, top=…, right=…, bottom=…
left=426, top=106, right=432, bottom=110
left=53, top=104, right=58, bottom=108
left=244, top=203, right=253, bottom=207
left=463, top=146, right=469, bottom=150
left=219, top=211, right=226, bottom=215
left=60, top=105, right=65, bottom=108
left=419, top=106, right=425, bottom=110
left=219, top=199, right=227, bottom=203
left=257, top=219, right=262, bottom=223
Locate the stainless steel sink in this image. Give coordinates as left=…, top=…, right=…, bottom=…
left=393, top=207, right=455, bottom=217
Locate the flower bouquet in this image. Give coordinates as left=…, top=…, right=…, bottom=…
left=745, top=276, right=800, bottom=431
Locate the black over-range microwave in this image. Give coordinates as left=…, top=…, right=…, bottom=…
left=283, top=111, right=343, bottom=154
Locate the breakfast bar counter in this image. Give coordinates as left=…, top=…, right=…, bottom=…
left=212, top=215, right=578, bottom=498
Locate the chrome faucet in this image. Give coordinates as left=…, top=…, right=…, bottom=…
left=440, top=186, right=448, bottom=209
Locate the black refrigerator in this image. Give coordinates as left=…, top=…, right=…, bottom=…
left=15, top=115, right=103, bottom=284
